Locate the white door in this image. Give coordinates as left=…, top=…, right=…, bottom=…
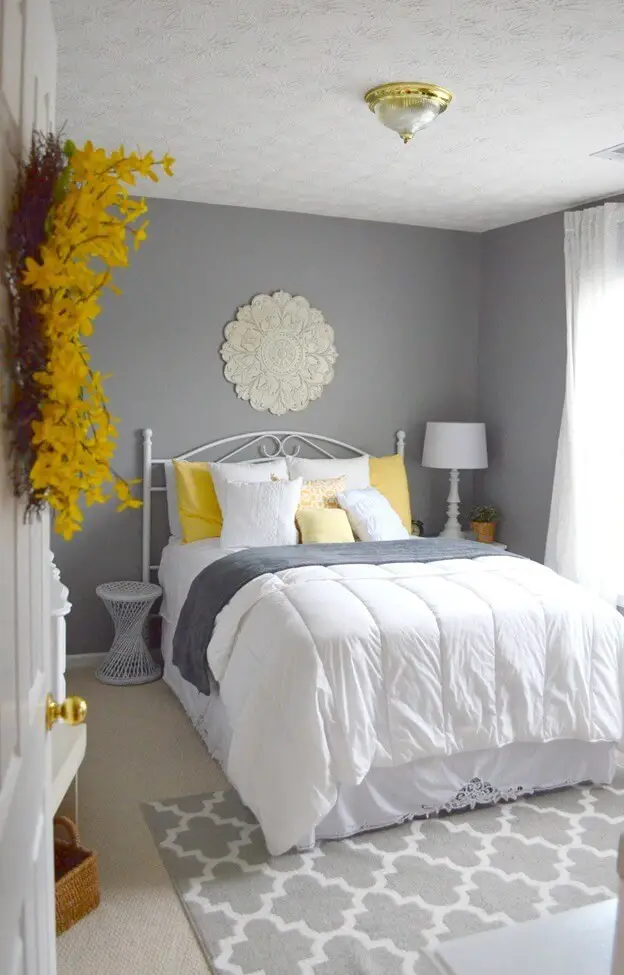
left=1, top=1, right=60, bottom=972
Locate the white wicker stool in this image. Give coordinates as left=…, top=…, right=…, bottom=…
left=96, top=581, right=162, bottom=685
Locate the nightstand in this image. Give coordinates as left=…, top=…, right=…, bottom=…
left=466, top=531, right=507, bottom=549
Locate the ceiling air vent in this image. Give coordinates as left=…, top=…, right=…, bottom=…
left=592, top=143, right=624, bottom=163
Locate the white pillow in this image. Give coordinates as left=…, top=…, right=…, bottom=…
left=164, top=457, right=288, bottom=537
left=286, top=455, right=369, bottom=491
left=216, top=478, right=303, bottom=548
left=338, top=487, right=410, bottom=542
left=208, top=458, right=287, bottom=493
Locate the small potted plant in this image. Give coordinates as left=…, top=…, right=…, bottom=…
left=470, top=504, right=500, bottom=544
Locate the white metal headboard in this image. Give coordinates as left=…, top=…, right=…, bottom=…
left=142, top=428, right=406, bottom=581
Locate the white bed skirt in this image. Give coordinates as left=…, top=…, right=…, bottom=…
left=161, top=620, right=617, bottom=850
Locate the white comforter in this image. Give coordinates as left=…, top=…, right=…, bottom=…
left=206, top=555, right=624, bottom=854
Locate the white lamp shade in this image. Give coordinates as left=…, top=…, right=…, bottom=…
left=422, top=422, right=488, bottom=470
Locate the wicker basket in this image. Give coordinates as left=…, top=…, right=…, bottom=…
left=470, top=520, right=497, bottom=544
left=54, top=816, right=100, bottom=935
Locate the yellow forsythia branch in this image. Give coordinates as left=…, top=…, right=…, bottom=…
left=22, top=140, right=175, bottom=539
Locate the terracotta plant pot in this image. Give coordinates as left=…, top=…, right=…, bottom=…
left=471, top=521, right=496, bottom=544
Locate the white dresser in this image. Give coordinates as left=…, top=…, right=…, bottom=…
left=49, top=555, right=86, bottom=820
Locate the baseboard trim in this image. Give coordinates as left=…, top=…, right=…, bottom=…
left=66, top=652, right=106, bottom=670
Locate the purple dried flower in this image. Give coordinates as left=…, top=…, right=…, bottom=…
left=3, top=131, right=69, bottom=514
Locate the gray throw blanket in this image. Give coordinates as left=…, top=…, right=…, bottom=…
left=172, top=538, right=510, bottom=695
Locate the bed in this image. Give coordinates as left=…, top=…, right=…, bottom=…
left=143, top=428, right=624, bottom=855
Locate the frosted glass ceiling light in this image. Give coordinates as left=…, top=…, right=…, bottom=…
left=364, top=82, right=453, bottom=144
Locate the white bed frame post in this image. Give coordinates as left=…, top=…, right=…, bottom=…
left=142, top=428, right=152, bottom=583
left=396, top=430, right=406, bottom=459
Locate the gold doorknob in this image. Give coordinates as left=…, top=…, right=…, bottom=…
left=46, top=694, right=87, bottom=732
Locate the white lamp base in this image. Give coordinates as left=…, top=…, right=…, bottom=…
left=439, top=468, right=465, bottom=539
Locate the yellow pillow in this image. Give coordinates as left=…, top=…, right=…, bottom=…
left=297, top=508, right=355, bottom=544
left=369, top=455, right=411, bottom=530
left=299, top=475, right=347, bottom=510
left=173, top=460, right=222, bottom=543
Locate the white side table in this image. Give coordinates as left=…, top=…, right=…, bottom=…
left=96, top=581, right=162, bottom=685
left=51, top=722, right=87, bottom=824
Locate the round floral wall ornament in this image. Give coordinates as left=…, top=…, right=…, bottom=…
left=220, top=290, right=338, bottom=415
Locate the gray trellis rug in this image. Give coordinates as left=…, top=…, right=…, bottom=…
left=142, top=773, right=624, bottom=975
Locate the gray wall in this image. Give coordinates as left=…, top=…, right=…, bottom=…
left=54, top=199, right=482, bottom=654
left=476, top=212, right=567, bottom=561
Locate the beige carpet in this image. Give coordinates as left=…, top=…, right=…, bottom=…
left=58, top=668, right=227, bottom=975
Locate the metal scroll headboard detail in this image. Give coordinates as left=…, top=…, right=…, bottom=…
left=141, top=428, right=406, bottom=581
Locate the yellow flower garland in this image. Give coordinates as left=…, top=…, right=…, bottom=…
left=21, top=141, right=174, bottom=540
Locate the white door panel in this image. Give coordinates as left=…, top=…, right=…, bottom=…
left=0, top=0, right=59, bottom=972
left=21, top=0, right=56, bottom=142
left=0, top=0, right=24, bottom=126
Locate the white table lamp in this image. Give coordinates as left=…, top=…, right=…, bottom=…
left=422, top=422, right=488, bottom=539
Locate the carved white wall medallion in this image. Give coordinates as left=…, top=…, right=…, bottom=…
left=220, top=290, right=337, bottom=415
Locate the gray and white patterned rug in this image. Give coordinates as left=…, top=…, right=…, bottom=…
left=143, top=774, right=624, bottom=975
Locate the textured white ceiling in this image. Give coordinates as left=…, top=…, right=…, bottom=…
left=52, top=0, right=624, bottom=232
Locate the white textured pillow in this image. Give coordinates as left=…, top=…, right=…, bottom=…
left=286, top=455, right=370, bottom=491
left=216, top=478, right=303, bottom=548
left=209, top=458, right=288, bottom=517
left=164, top=457, right=287, bottom=536
left=338, top=487, right=410, bottom=542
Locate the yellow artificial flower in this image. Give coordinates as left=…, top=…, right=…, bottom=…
left=23, top=257, right=54, bottom=291
left=162, top=153, right=175, bottom=177
left=21, top=139, right=172, bottom=537
left=114, top=478, right=142, bottom=512
left=84, top=485, right=108, bottom=506
left=133, top=220, right=149, bottom=250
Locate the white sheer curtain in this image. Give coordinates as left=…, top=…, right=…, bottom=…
left=545, top=203, right=624, bottom=604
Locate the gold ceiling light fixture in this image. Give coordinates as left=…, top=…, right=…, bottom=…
left=364, top=82, right=453, bottom=144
